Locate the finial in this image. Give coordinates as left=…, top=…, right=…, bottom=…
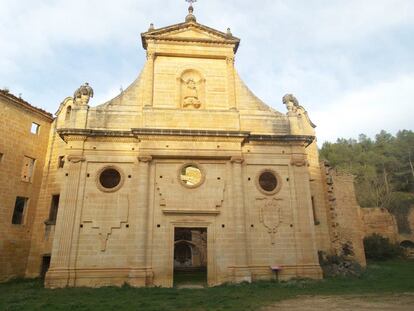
left=226, top=28, right=232, bottom=37
left=149, top=23, right=154, bottom=31
left=74, top=82, right=94, bottom=105
left=185, top=0, right=197, bottom=22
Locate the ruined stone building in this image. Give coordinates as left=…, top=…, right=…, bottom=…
left=1, top=5, right=381, bottom=287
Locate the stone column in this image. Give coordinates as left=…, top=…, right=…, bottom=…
left=227, top=56, right=237, bottom=110
left=45, top=153, right=86, bottom=288
left=144, top=51, right=155, bottom=107
left=290, top=153, right=322, bottom=279
left=230, top=156, right=251, bottom=282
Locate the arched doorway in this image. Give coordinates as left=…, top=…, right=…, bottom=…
left=174, top=241, right=193, bottom=268
left=173, top=227, right=207, bottom=287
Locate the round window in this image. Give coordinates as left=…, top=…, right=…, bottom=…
left=98, top=167, right=122, bottom=191
left=179, top=164, right=204, bottom=188
left=256, top=170, right=281, bottom=195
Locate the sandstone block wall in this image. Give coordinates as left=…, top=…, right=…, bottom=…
left=361, top=207, right=399, bottom=242
left=0, top=91, right=52, bottom=281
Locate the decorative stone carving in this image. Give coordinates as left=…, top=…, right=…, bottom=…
left=290, top=154, right=308, bottom=167
left=256, top=197, right=283, bottom=244
left=178, top=69, right=205, bottom=109
left=185, top=1, right=197, bottom=23
left=82, top=194, right=129, bottom=252
left=183, top=78, right=200, bottom=108
left=137, top=155, right=153, bottom=163
left=282, top=94, right=316, bottom=129
left=146, top=51, right=155, bottom=60
left=230, top=156, right=244, bottom=164
left=226, top=56, right=235, bottom=65
left=74, top=83, right=94, bottom=105
left=67, top=155, right=86, bottom=163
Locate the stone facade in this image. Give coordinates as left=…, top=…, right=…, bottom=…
left=0, top=90, right=53, bottom=282
left=1, top=7, right=370, bottom=287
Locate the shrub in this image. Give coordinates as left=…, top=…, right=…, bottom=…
left=363, top=234, right=404, bottom=260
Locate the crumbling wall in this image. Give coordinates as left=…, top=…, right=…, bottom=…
left=321, top=163, right=366, bottom=266
left=361, top=208, right=399, bottom=242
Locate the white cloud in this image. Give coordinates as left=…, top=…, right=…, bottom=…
left=313, top=74, right=414, bottom=144
left=0, top=0, right=413, bottom=143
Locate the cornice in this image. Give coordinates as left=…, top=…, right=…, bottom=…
left=141, top=21, right=240, bottom=53
left=57, top=128, right=315, bottom=146
left=0, top=91, right=54, bottom=121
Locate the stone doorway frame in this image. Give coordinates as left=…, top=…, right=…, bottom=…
left=169, top=221, right=215, bottom=287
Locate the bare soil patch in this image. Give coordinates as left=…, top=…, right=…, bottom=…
left=262, top=293, right=414, bottom=311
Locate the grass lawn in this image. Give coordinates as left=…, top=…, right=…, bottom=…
left=0, top=260, right=413, bottom=311
left=174, top=270, right=207, bottom=287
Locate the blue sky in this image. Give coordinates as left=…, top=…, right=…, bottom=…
left=1, top=0, right=413, bottom=144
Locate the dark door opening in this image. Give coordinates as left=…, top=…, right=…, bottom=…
left=40, top=255, right=51, bottom=279
left=173, top=227, right=207, bottom=287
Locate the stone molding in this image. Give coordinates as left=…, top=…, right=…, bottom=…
left=66, top=155, right=86, bottom=163
left=137, top=155, right=153, bottom=163
left=230, top=156, right=244, bottom=164
left=290, top=154, right=309, bottom=167
left=58, top=128, right=315, bottom=145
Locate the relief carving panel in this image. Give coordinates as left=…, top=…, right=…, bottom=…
left=82, top=194, right=130, bottom=251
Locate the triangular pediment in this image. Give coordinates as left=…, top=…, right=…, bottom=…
left=160, top=27, right=223, bottom=41
left=141, top=22, right=240, bottom=52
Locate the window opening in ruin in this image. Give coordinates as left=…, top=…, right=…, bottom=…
left=311, top=196, right=320, bottom=225
left=99, top=168, right=121, bottom=189
left=40, top=255, right=51, bottom=279
left=257, top=169, right=281, bottom=195
left=31, top=122, right=40, bottom=134
left=65, top=106, right=72, bottom=121
left=259, top=171, right=277, bottom=192
left=12, top=196, right=28, bottom=225
left=21, top=156, right=35, bottom=182
left=0, top=152, right=3, bottom=163
left=179, top=164, right=204, bottom=188
left=173, top=227, right=207, bottom=287
left=58, top=156, right=65, bottom=168
left=48, top=195, right=60, bottom=225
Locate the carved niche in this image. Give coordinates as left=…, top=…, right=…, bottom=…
left=177, top=69, right=205, bottom=109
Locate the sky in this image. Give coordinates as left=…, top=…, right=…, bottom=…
left=1, top=0, right=413, bottom=144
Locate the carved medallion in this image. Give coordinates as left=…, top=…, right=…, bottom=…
left=257, top=197, right=283, bottom=244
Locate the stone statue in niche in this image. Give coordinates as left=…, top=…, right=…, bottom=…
left=183, top=78, right=201, bottom=108
left=178, top=69, right=205, bottom=109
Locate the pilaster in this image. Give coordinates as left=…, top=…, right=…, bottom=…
left=230, top=156, right=251, bottom=282
left=290, top=153, right=321, bottom=272
left=227, top=56, right=237, bottom=110
left=45, top=153, right=86, bottom=288
left=144, top=50, right=155, bottom=107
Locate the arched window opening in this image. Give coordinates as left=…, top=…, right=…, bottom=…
left=65, top=106, right=72, bottom=121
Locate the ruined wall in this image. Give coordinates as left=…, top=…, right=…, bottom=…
left=321, top=163, right=366, bottom=266
left=25, top=123, right=67, bottom=277
left=0, top=91, right=52, bottom=281
left=361, top=208, right=399, bottom=242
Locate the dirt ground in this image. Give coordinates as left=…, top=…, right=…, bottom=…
left=262, top=293, right=414, bottom=311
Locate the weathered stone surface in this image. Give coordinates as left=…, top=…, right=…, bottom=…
left=1, top=6, right=379, bottom=288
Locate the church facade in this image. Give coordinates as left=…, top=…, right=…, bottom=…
left=1, top=6, right=367, bottom=287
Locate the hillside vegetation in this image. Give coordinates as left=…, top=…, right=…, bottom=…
left=320, top=130, right=414, bottom=233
